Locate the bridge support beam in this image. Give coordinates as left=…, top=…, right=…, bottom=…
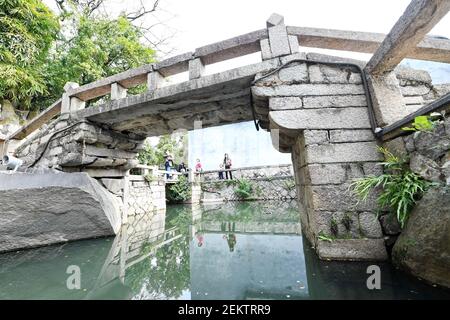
left=364, top=0, right=450, bottom=127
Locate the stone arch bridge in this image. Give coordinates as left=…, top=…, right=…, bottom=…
left=3, top=0, right=450, bottom=260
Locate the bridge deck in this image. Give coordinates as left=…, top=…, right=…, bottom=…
left=74, top=58, right=280, bottom=137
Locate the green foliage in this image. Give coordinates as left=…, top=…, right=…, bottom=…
left=402, top=115, right=436, bottom=132
left=0, top=0, right=59, bottom=109
left=138, top=134, right=188, bottom=167
left=234, top=178, right=253, bottom=199
left=282, top=179, right=296, bottom=191
left=1, top=0, right=157, bottom=113
left=351, top=147, right=431, bottom=228
left=318, top=231, right=334, bottom=243
left=167, top=175, right=191, bottom=203
left=40, top=14, right=156, bottom=109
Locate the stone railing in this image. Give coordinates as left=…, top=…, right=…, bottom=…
left=200, top=164, right=297, bottom=201
left=200, top=163, right=294, bottom=181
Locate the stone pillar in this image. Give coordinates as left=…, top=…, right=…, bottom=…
left=260, top=13, right=298, bottom=61
left=253, top=53, right=388, bottom=261
left=147, top=71, right=164, bottom=91
left=61, top=82, right=85, bottom=114
left=189, top=58, right=205, bottom=80
left=111, top=82, right=127, bottom=100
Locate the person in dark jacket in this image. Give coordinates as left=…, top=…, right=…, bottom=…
left=224, top=153, right=232, bottom=180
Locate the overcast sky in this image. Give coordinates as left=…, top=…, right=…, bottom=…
left=46, top=0, right=450, bottom=61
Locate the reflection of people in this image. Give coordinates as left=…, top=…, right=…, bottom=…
left=195, top=232, right=204, bottom=247
left=195, top=158, right=202, bottom=173
left=221, top=222, right=236, bottom=252
left=224, top=153, right=232, bottom=180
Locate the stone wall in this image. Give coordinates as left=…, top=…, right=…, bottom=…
left=201, top=164, right=296, bottom=202
left=397, top=66, right=450, bottom=114
left=14, top=116, right=145, bottom=176
left=123, top=176, right=166, bottom=221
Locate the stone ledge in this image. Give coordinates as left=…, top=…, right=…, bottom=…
left=317, top=238, right=388, bottom=261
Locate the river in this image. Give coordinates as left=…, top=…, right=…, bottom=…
left=0, top=200, right=448, bottom=299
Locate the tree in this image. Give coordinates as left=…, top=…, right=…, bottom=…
left=138, top=133, right=188, bottom=167
left=39, top=13, right=156, bottom=109
left=0, top=0, right=59, bottom=111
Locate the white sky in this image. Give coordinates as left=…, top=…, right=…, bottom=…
left=45, top=0, right=450, bottom=60
left=160, top=0, right=450, bottom=58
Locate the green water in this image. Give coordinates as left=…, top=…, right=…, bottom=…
left=0, top=201, right=449, bottom=300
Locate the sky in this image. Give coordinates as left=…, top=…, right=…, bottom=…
left=45, top=0, right=450, bottom=60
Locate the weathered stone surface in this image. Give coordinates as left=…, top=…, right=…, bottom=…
left=270, top=107, right=371, bottom=130
left=304, top=141, right=382, bottom=164
left=268, top=24, right=291, bottom=57
left=308, top=183, right=377, bottom=212
left=317, top=239, right=387, bottom=261
left=269, top=97, right=302, bottom=110
left=395, top=66, right=432, bottom=85
left=254, top=83, right=365, bottom=97
left=303, top=130, right=328, bottom=145
left=0, top=172, right=122, bottom=253
left=303, top=95, right=367, bottom=108
left=303, top=164, right=347, bottom=185
left=400, top=85, right=431, bottom=96
left=266, top=13, right=284, bottom=27
left=366, top=71, right=409, bottom=126
left=383, top=136, right=408, bottom=158
left=392, top=187, right=450, bottom=288
left=358, top=212, right=383, bottom=238
left=329, top=129, right=374, bottom=143
left=101, top=178, right=125, bottom=196
left=309, top=64, right=361, bottom=84
left=278, top=64, right=308, bottom=82
left=413, top=124, right=450, bottom=161
left=189, top=58, right=205, bottom=80
left=380, top=213, right=401, bottom=235
left=409, top=152, right=443, bottom=182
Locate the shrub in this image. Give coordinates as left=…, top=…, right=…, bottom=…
left=234, top=179, right=253, bottom=199
left=167, top=175, right=191, bottom=202
left=351, top=147, right=431, bottom=228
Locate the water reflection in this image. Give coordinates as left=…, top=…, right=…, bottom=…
left=0, top=201, right=449, bottom=300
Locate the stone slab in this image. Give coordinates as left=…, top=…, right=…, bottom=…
left=0, top=172, right=122, bottom=253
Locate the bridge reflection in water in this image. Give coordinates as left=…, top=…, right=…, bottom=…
left=0, top=201, right=448, bottom=300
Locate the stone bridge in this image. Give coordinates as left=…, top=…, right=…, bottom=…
left=3, top=0, right=450, bottom=260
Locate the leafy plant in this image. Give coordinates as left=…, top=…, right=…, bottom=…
left=402, top=115, right=436, bottom=132
left=234, top=178, right=253, bottom=199
left=318, top=231, right=334, bottom=243
left=351, top=147, right=431, bottom=228
left=167, top=175, right=191, bottom=203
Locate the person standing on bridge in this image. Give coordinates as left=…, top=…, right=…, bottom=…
left=195, top=158, right=203, bottom=173
left=224, top=153, right=232, bottom=180
left=164, top=154, right=173, bottom=179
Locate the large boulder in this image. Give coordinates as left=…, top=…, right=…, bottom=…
left=392, top=187, right=450, bottom=288
left=0, top=172, right=122, bottom=253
